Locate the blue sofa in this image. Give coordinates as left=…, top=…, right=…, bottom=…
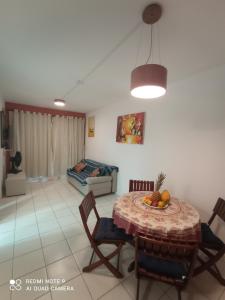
left=67, top=159, right=119, bottom=196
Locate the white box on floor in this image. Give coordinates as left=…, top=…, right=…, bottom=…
left=5, top=171, right=26, bottom=196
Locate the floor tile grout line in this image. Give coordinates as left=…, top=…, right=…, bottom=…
left=61, top=179, right=127, bottom=300
left=71, top=246, right=100, bottom=300
left=31, top=181, right=54, bottom=300
left=40, top=180, right=77, bottom=300
left=60, top=179, right=135, bottom=298
left=43, top=180, right=95, bottom=300
left=2, top=179, right=222, bottom=300
left=33, top=272, right=82, bottom=300
left=3, top=180, right=130, bottom=298
left=96, top=281, right=128, bottom=300
left=10, top=194, right=18, bottom=300
left=9, top=263, right=171, bottom=300
left=42, top=180, right=85, bottom=299
left=192, top=279, right=217, bottom=300
left=12, top=225, right=88, bottom=261
left=219, top=289, right=225, bottom=300
left=41, top=180, right=89, bottom=253
left=48, top=180, right=81, bottom=222
left=0, top=257, right=15, bottom=266
left=158, top=285, right=174, bottom=300
left=62, top=179, right=181, bottom=300
left=0, top=250, right=84, bottom=287
left=2, top=249, right=170, bottom=300
left=60, top=179, right=135, bottom=300
left=121, top=277, right=166, bottom=300
left=8, top=255, right=76, bottom=282
left=34, top=291, right=51, bottom=300
left=40, top=181, right=78, bottom=248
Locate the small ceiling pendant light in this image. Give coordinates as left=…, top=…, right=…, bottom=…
left=131, top=3, right=167, bottom=99
left=54, top=99, right=66, bottom=107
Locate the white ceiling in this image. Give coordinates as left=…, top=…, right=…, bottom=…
left=0, top=0, right=225, bottom=113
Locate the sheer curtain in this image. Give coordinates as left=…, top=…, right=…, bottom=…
left=11, top=110, right=85, bottom=178
left=12, top=110, right=53, bottom=177
left=52, top=115, right=85, bottom=176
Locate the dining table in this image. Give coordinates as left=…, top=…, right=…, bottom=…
left=113, top=191, right=201, bottom=272
left=113, top=191, right=201, bottom=242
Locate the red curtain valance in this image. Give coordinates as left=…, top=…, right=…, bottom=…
left=5, top=101, right=85, bottom=118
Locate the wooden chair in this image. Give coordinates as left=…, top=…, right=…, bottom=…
left=127, top=179, right=155, bottom=273
left=135, top=232, right=198, bottom=300
left=193, top=197, right=225, bottom=285
left=79, top=191, right=133, bottom=278
left=129, top=180, right=154, bottom=192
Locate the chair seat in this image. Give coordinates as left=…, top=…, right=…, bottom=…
left=138, top=252, right=188, bottom=280
left=201, top=223, right=224, bottom=250
left=94, top=217, right=133, bottom=242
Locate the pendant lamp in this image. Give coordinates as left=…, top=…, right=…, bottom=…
left=130, top=3, right=167, bottom=99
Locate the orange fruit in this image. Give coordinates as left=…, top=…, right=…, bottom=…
left=161, top=190, right=170, bottom=202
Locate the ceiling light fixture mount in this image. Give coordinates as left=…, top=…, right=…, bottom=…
left=54, top=99, right=66, bottom=107
left=130, top=3, right=167, bottom=99
left=142, top=3, right=162, bottom=24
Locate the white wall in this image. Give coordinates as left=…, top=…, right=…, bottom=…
left=86, top=65, right=225, bottom=219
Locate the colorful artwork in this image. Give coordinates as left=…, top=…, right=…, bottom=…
left=116, top=112, right=144, bottom=144
left=88, top=116, right=95, bottom=137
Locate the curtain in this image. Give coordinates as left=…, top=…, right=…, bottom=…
left=12, top=110, right=53, bottom=177
left=52, top=115, right=85, bottom=176
left=11, top=110, right=85, bottom=178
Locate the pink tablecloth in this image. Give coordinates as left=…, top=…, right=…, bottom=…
left=113, top=191, right=201, bottom=241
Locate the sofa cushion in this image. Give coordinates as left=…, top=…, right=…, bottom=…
left=86, top=176, right=112, bottom=185
left=89, top=168, right=100, bottom=177
left=74, top=162, right=86, bottom=173
left=67, top=159, right=118, bottom=186
left=67, top=168, right=90, bottom=185
left=67, top=171, right=112, bottom=186
left=84, top=159, right=119, bottom=176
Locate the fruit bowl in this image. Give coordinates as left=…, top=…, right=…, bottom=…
left=143, top=200, right=169, bottom=209
left=142, top=196, right=169, bottom=210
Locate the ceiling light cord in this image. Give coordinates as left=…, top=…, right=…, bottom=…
left=145, top=25, right=153, bottom=64
left=134, top=23, right=144, bottom=68
left=62, top=21, right=142, bottom=100
left=130, top=3, right=167, bottom=99
left=156, top=22, right=162, bottom=65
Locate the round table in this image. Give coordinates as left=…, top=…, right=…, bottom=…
left=113, top=191, right=201, bottom=241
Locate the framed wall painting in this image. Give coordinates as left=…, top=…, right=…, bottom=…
left=88, top=116, right=95, bottom=137
left=116, top=112, right=144, bottom=144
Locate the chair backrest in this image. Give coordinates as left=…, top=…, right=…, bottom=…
left=135, top=232, right=198, bottom=281
left=79, top=191, right=100, bottom=240
left=129, top=180, right=154, bottom=192
left=208, top=197, right=225, bottom=225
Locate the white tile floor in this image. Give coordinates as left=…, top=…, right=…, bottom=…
left=0, top=179, right=224, bottom=300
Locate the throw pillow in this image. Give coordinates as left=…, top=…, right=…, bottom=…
left=89, top=168, right=100, bottom=177
left=74, top=162, right=86, bottom=173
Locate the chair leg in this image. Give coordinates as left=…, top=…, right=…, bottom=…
left=89, top=249, right=95, bottom=266
left=207, top=265, right=225, bottom=286
left=194, top=254, right=225, bottom=286
left=177, top=288, right=181, bottom=300
left=83, top=244, right=124, bottom=278
left=117, top=249, right=121, bottom=271
left=136, top=277, right=140, bottom=300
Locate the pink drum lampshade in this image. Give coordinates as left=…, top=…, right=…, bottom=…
left=131, top=64, right=167, bottom=99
